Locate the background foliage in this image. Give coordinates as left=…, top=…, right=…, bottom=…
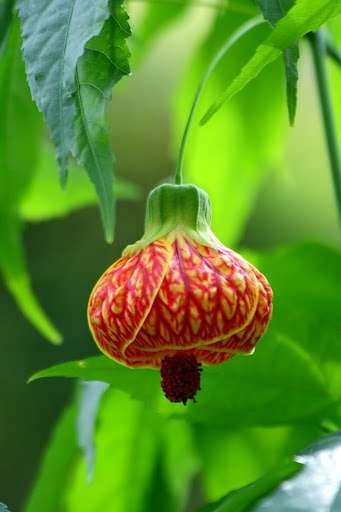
left=1, top=0, right=341, bottom=511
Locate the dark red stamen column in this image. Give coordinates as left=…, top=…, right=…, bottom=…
left=160, top=354, right=202, bottom=404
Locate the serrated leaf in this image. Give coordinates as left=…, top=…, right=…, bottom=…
left=77, top=381, right=109, bottom=482
left=72, top=0, right=131, bottom=242
left=19, top=143, right=141, bottom=222
left=0, top=213, right=62, bottom=344
left=201, top=0, right=341, bottom=123
left=0, top=20, right=61, bottom=344
left=18, top=0, right=113, bottom=182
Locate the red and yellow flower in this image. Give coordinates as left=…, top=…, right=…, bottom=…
left=88, top=184, right=272, bottom=403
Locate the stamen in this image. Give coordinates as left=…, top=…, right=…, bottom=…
left=160, top=353, right=202, bottom=404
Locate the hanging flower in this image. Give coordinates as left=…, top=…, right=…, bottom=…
left=88, top=184, right=272, bottom=404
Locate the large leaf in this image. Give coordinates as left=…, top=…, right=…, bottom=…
left=19, top=143, right=141, bottom=222
left=202, top=0, right=341, bottom=123
left=18, top=0, right=112, bottom=182
left=30, top=244, right=341, bottom=426
left=0, top=21, right=61, bottom=344
left=255, top=0, right=299, bottom=124
left=72, top=1, right=131, bottom=242
left=174, top=11, right=285, bottom=244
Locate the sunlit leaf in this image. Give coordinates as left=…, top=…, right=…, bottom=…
left=77, top=381, right=109, bottom=482
left=72, top=0, right=131, bottom=242
left=202, top=0, right=341, bottom=123
left=25, top=402, right=78, bottom=512
left=19, top=143, right=141, bottom=222
left=65, top=389, right=160, bottom=512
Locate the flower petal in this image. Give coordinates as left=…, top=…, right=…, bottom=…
left=87, top=239, right=172, bottom=363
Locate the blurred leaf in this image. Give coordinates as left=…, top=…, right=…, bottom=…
left=0, top=213, right=62, bottom=344
left=252, top=433, right=341, bottom=511
left=0, top=0, right=14, bottom=52
left=201, top=0, right=341, bottom=123
left=19, top=143, right=141, bottom=222
left=77, top=381, right=109, bottom=482
left=0, top=504, right=10, bottom=512
left=135, top=0, right=189, bottom=60
left=195, top=424, right=321, bottom=502
left=174, top=12, right=285, bottom=244
left=65, top=389, right=160, bottom=512
left=0, top=21, right=61, bottom=344
left=255, top=0, right=299, bottom=125
left=198, top=460, right=301, bottom=512
left=72, top=1, right=131, bottom=242
left=25, top=402, right=78, bottom=512
left=161, top=418, right=200, bottom=510
left=18, top=0, right=113, bottom=183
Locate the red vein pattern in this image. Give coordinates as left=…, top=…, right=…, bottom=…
left=88, top=233, right=272, bottom=369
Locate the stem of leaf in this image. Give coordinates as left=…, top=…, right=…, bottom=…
left=174, top=16, right=264, bottom=185
left=308, top=30, right=341, bottom=227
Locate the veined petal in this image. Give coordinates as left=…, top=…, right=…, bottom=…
left=87, top=239, right=172, bottom=363
left=130, top=235, right=259, bottom=353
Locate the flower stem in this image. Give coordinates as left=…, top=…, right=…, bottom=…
left=308, top=30, right=341, bottom=227
left=174, top=16, right=263, bottom=185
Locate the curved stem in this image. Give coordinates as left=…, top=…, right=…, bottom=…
left=308, top=30, right=341, bottom=227
left=174, top=16, right=264, bottom=185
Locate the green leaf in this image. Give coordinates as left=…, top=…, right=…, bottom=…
left=0, top=213, right=62, bottom=344
left=77, top=381, right=109, bottom=482
left=18, top=0, right=113, bottom=183
left=0, top=21, right=61, bottom=344
left=255, top=0, right=299, bottom=124
left=174, top=11, right=286, bottom=244
left=65, top=389, right=160, bottom=512
left=198, top=460, right=301, bottom=512
left=201, top=0, right=341, bottom=123
left=0, top=0, right=14, bottom=52
left=19, top=143, right=141, bottom=222
left=252, top=433, right=341, bottom=511
left=72, top=1, right=131, bottom=242
left=25, top=402, right=78, bottom=512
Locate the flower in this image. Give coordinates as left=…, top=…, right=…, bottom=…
left=88, top=184, right=272, bottom=403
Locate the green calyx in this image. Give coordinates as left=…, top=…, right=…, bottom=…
left=124, top=183, right=218, bottom=254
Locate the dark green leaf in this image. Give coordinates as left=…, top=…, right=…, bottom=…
left=25, top=402, right=78, bottom=512
left=252, top=433, right=341, bottom=511
left=18, top=0, right=113, bottom=183
left=72, top=1, right=131, bottom=242
left=0, top=0, right=14, bottom=52
left=77, top=381, right=109, bottom=482
left=198, top=460, right=301, bottom=511
left=201, top=0, right=341, bottom=123
left=19, top=143, right=141, bottom=222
